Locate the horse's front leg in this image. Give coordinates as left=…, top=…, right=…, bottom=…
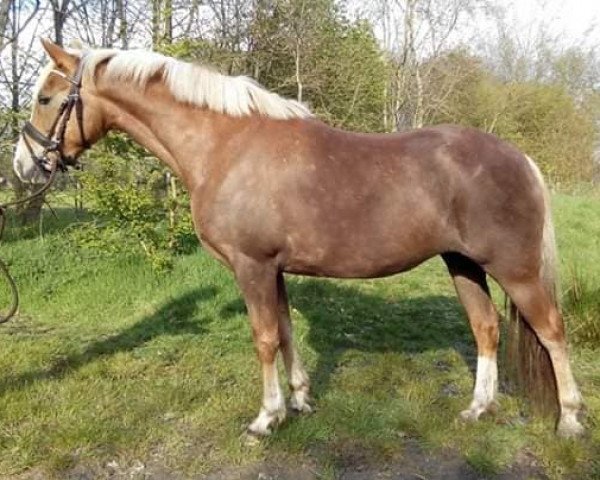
left=235, top=257, right=286, bottom=436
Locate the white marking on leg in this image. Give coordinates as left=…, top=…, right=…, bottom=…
left=286, top=347, right=312, bottom=413
left=248, top=360, right=285, bottom=436
left=461, top=355, right=497, bottom=421
left=541, top=338, right=584, bottom=437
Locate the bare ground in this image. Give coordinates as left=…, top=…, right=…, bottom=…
left=12, top=439, right=547, bottom=480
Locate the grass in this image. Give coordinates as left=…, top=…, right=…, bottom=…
left=0, top=192, right=598, bottom=478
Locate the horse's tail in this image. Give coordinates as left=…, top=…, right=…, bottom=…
left=505, top=155, right=559, bottom=415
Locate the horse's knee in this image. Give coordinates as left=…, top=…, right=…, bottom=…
left=253, top=329, right=280, bottom=364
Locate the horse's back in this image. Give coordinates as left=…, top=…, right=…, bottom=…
left=198, top=120, right=544, bottom=278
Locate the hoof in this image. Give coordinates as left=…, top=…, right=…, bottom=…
left=290, top=394, right=313, bottom=414
left=291, top=401, right=313, bottom=415
left=247, top=407, right=286, bottom=437
left=459, top=401, right=497, bottom=423
left=459, top=408, right=481, bottom=422
left=246, top=423, right=273, bottom=438
left=290, top=389, right=313, bottom=414
left=557, top=418, right=585, bottom=438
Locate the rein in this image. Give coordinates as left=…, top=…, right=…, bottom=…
left=0, top=55, right=88, bottom=323
left=0, top=164, right=58, bottom=323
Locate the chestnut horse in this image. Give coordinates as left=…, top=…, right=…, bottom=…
left=14, top=40, right=583, bottom=438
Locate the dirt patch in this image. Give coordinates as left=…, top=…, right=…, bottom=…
left=332, top=440, right=545, bottom=480
left=199, top=439, right=546, bottom=480
left=12, top=440, right=546, bottom=480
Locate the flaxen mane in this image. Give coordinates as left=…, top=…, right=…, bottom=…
left=82, top=49, right=311, bottom=120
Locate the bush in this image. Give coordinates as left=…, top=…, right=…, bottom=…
left=71, top=133, right=195, bottom=270
left=426, top=50, right=597, bottom=186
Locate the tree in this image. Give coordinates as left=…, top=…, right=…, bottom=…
left=426, top=50, right=597, bottom=184
left=362, top=0, right=485, bottom=131
left=0, top=0, right=40, bottom=52
left=0, top=0, right=49, bottom=222
left=49, top=0, right=70, bottom=45
left=246, top=0, right=387, bottom=131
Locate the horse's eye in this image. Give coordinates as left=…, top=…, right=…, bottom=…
left=38, top=95, right=51, bottom=105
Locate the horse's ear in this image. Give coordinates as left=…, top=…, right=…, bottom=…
left=40, top=38, right=78, bottom=74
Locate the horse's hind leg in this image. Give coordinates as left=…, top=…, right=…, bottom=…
left=501, top=278, right=583, bottom=437
left=443, top=253, right=499, bottom=420
left=277, top=273, right=312, bottom=413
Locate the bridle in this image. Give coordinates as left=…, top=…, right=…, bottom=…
left=21, top=53, right=90, bottom=175
left=0, top=54, right=90, bottom=324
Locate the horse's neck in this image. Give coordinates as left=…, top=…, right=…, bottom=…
left=98, top=78, right=229, bottom=191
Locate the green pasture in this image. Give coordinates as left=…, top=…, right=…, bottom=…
left=0, top=192, right=598, bottom=479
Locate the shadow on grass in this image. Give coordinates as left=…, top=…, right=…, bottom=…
left=0, top=286, right=218, bottom=394
left=221, top=277, right=474, bottom=399
left=1, top=275, right=474, bottom=405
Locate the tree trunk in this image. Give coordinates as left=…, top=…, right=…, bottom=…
left=152, top=0, right=160, bottom=48
left=295, top=40, right=302, bottom=103
left=51, top=0, right=70, bottom=46
left=0, top=0, right=10, bottom=43
left=167, top=173, right=177, bottom=248
left=116, top=0, right=128, bottom=48
left=413, top=64, right=424, bottom=128
left=8, top=4, right=41, bottom=223
left=163, top=0, right=172, bottom=44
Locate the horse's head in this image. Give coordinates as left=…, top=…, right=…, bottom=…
left=14, top=39, right=106, bottom=183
